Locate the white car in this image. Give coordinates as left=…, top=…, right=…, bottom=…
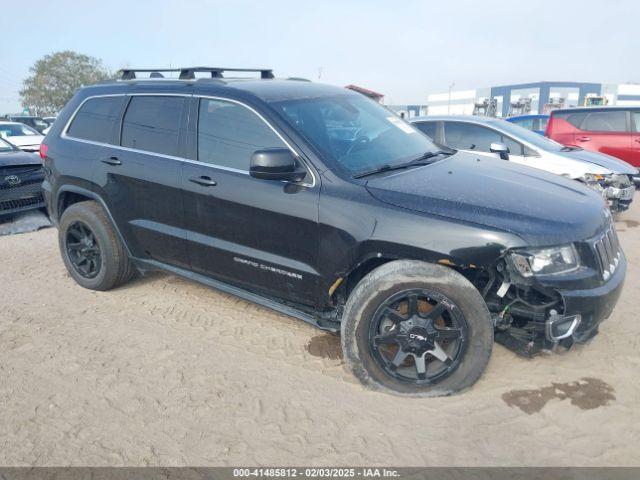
left=411, top=115, right=637, bottom=212
left=0, top=121, right=45, bottom=153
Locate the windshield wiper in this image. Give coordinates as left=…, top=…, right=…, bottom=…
left=353, top=150, right=452, bottom=179
left=410, top=150, right=454, bottom=162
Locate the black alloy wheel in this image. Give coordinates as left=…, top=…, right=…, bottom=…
left=368, top=289, right=468, bottom=385
left=65, top=221, right=102, bottom=278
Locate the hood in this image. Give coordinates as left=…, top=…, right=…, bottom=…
left=365, top=152, right=608, bottom=245
left=0, top=149, right=42, bottom=167
left=5, top=135, right=44, bottom=147
left=558, top=148, right=637, bottom=174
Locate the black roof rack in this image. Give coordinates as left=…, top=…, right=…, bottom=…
left=119, top=68, right=181, bottom=80
left=118, top=66, right=274, bottom=81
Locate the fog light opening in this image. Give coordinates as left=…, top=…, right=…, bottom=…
left=546, top=313, right=582, bottom=342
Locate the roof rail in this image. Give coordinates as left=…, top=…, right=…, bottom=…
left=118, top=66, right=274, bottom=81
left=119, top=68, right=182, bottom=80
left=179, top=67, right=274, bottom=80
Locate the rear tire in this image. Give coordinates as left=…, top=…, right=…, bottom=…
left=341, top=260, right=493, bottom=397
left=58, top=200, right=135, bottom=291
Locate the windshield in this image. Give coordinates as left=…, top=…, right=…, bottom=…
left=494, top=119, right=566, bottom=151
left=271, top=94, right=440, bottom=175
left=0, top=137, right=16, bottom=152
left=0, top=123, right=41, bottom=137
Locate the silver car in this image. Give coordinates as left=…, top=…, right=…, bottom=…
left=411, top=115, right=637, bottom=212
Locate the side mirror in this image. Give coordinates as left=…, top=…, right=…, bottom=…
left=490, top=142, right=510, bottom=160
left=250, top=148, right=306, bottom=182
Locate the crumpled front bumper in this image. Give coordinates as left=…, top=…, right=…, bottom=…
left=554, top=252, right=626, bottom=342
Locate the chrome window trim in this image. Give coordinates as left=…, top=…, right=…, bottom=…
left=61, top=93, right=317, bottom=187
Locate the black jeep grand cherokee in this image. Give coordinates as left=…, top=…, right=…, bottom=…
left=42, top=67, right=626, bottom=396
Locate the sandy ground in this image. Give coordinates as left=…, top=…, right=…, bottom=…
left=0, top=204, right=639, bottom=467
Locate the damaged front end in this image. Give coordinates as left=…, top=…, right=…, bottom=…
left=581, top=173, right=635, bottom=212
left=473, top=223, right=626, bottom=357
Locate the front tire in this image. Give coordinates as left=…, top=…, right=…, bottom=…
left=58, top=200, right=135, bottom=291
left=341, top=260, right=493, bottom=397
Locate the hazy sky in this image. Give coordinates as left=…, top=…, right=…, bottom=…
left=0, top=0, right=638, bottom=112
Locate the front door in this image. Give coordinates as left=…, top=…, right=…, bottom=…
left=576, top=109, right=632, bottom=163
left=181, top=97, right=321, bottom=306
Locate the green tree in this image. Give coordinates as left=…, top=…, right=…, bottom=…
left=20, top=51, right=111, bottom=115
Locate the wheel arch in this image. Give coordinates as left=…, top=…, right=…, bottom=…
left=331, top=243, right=485, bottom=307
left=55, top=186, right=133, bottom=257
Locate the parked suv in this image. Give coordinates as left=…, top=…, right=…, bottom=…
left=545, top=107, right=640, bottom=172
left=42, top=67, right=626, bottom=396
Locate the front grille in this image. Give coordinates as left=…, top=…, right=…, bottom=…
left=0, top=178, right=42, bottom=201
left=0, top=165, right=45, bottom=212
left=0, top=177, right=43, bottom=193
left=0, top=193, right=44, bottom=212
left=0, top=165, right=42, bottom=176
left=592, top=223, right=621, bottom=280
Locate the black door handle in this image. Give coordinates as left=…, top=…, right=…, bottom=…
left=189, top=175, right=217, bottom=186
left=101, top=156, right=122, bottom=166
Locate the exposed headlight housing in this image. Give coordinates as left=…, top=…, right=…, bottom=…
left=508, top=245, right=579, bottom=277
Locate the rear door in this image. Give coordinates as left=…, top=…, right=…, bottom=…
left=181, top=96, right=321, bottom=306
left=91, top=94, right=191, bottom=268
left=574, top=109, right=632, bottom=162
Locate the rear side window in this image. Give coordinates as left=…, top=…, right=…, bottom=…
left=67, top=96, right=126, bottom=144
left=581, top=111, right=627, bottom=132
left=121, top=96, right=186, bottom=156
left=197, top=98, right=286, bottom=170
left=443, top=122, right=501, bottom=152
left=414, top=121, right=437, bottom=139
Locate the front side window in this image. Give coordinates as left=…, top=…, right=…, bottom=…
left=197, top=99, right=286, bottom=170
left=271, top=94, right=439, bottom=175
left=443, top=122, right=501, bottom=152
left=502, top=136, right=524, bottom=156
left=414, top=121, right=437, bottom=140
left=121, top=96, right=186, bottom=156
left=494, top=119, right=565, bottom=153
left=581, top=111, right=627, bottom=132
left=67, top=96, right=126, bottom=144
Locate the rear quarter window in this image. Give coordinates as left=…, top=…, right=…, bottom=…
left=67, top=96, right=126, bottom=144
